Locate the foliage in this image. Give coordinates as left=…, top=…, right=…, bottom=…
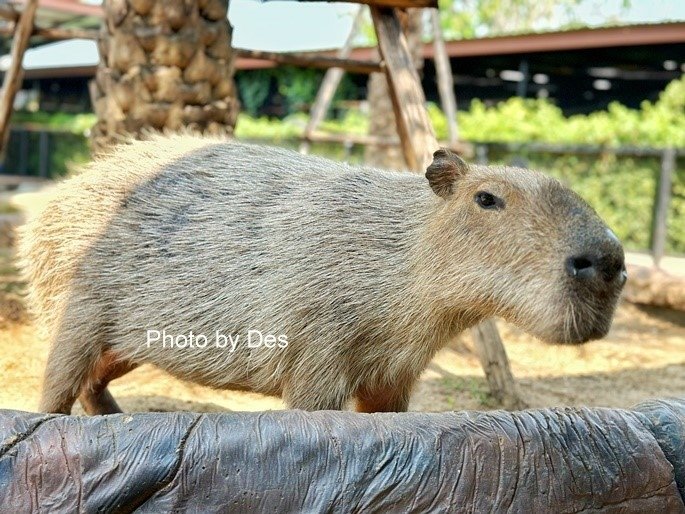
left=11, top=112, right=96, bottom=135
left=235, top=109, right=369, bottom=140
left=235, top=68, right=360, bottom=117
left=277, top=67, right=324, bottom=113
left=235, top=70, right=272, bottom=117
left=436, top=0, right=633, bottom=40
left=431, top=75, right=685, bottom=146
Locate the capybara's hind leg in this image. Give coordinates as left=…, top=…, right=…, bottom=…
left=38, top=300, right=112, bottom=414
left=79, top=351, right=137, bottom=415
left=39, top=329, right=100, bottom=414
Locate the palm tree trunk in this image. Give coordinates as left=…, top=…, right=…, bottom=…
left=91, top=0, right=239, bottom=152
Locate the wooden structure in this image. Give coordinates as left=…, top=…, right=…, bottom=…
left=0, top=0, right=39, bottom=151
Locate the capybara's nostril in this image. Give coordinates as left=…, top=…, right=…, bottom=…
left=566, top=255, right=596, bottom=280
left=597, top=254, right=625, bottom=283
left=567, top=253, right=625, bottom=283
left=619, top=265, right=628, bottom=285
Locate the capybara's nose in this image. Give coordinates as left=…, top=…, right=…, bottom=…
left=566, top=253, right=626, bottom=284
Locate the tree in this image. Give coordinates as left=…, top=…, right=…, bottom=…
left=439, top=0, right=584, bottom=39
left=91, top=0, right=239, bottom=151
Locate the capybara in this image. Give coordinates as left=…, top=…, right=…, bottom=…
left=19, top=135, right=626, bottom=414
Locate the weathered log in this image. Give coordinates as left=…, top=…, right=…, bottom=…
left=0, top=23, right=98, bottom=41
left=624, top=263, right=685, bottom=311
left=0, top=400, right=683, bottom=511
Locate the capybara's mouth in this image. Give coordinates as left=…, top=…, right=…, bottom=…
left=541, top=315, right=613, bottom=345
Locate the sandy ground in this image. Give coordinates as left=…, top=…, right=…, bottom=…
left=0, top=188, right=683, bottom=414
left=0, top=297, right=683, bottom=415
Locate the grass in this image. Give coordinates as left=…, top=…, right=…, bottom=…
left=440, top=376, right=496, bottom=409
left=0, top=203, right=20, bottom=215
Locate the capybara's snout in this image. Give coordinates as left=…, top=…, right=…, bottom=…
left=560, top=228, right=627, bottom=344
left=565, top=229, right=627, bottom=286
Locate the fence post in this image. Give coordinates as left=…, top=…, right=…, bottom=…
left=652, top=148, right=675, bottom=267
left=38, top=131, right=49, bottom=178
left=476, top=144, right=489, bottom=165
left=18, top=130, right=29, bottom=175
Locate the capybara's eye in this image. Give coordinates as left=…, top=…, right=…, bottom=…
left=474, top=191, right=503, bottom=210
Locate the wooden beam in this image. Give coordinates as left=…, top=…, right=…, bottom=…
left=234, top=48, right=382, bottom=75
left=297, top=0, right=437, bottom=7
left=370, top=6, right=437, bottom=171
left=0, top=23, right=98, bottom=41
left=430, top=8, right=459, bottom=145
left=0, top=0, right=39, bottom=152
left=300, top=6, right=365, bottom=154
left=303, top=130, right=473, bottom=155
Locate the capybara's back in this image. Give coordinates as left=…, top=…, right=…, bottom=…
left=19, top=136, right=214, bottom=336
left=20, top=135, right=626, bottom=415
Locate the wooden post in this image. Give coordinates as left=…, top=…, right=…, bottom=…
left=300, top=6, right=365, bottom=154
left=471, top=321, right=526, bottom=410
left=370, top=6, right=438, bottom=171
left=0, top=0, right=39, bottom=153
left=652, top=147, right=675, bottom=267
left=371, top=6, right=522, bottom=408
left=429, top=8, right=459, bottom=145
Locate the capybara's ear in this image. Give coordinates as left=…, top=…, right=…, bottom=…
left=425, top=148, right=469, bottom=198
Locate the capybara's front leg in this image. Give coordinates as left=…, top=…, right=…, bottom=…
left=355, top=382, right=413, bottom=413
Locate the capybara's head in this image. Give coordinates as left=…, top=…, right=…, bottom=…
left=424, top=149, right=626, bottom=344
